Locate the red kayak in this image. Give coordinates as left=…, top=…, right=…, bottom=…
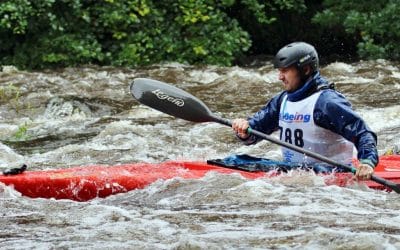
left=1, top=155, right=399, bottom=202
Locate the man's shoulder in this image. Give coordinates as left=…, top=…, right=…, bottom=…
left=316, top=89, right=352, bottom=109
left=318, top=88, right=346, bottom=100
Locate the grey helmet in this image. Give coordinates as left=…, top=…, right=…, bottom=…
left=274, top=42, right=319, bottom=77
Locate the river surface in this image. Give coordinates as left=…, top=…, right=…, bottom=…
left=1, top=60, right=400, bottom=249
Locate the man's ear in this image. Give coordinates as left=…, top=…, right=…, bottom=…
left=303, top=65, right=312, bottom=76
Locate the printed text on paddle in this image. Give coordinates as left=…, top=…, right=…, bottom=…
left=152, top=89, right=184, bottom=107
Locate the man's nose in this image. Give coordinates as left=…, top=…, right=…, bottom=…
left=278, top=72, right=284, bottom=80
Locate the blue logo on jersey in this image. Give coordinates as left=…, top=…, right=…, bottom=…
left=283, top=150, right=295, bottom=162
left=280, top=112, right=311, bottom=123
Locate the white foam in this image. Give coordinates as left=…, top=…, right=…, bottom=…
left=0, top=183, right=23, bottom=199
left=335, top=76, right=374, bottom=84
left=359, top=105, right=400, bottom=132
left=227, top=66, right=265, bottom=81
left=0, top=123, right=19, bottom=139
left=392, top=71, right=400, bottom=79
left=129, top=105, right=171, bottom=118
left=188, top=70, right=221, bottom=84
left=0, top=143, right=25, bottom=168
left=325, top=62, right=356, bottom=73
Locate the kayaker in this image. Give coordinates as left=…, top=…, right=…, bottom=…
left=232, top=42, right=378, bottom=180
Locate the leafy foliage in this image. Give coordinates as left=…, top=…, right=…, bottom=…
left=313, top=0, right=400, bottom=60
left=0, top=0, right=399, bottom=69
left=0, top=0, right=254, bottom=68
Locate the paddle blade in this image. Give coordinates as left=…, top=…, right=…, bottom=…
left=131, top=78, right=216, bottom=123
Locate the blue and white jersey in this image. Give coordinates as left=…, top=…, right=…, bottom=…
left=242, top=72, right=378, bottom=167
left=279, top=92, right=354, bottom=165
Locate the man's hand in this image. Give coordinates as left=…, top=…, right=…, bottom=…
left=232, top=118, right=250, bottom=139
left=355, top=163, right=374, bottom=180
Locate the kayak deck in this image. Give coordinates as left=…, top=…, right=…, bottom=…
left=1, top=155, right=399, bottom=201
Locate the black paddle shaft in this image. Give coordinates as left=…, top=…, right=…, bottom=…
left=130, top=78, right=400, bottom=194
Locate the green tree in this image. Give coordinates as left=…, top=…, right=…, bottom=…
left=0, top=0, right=104, bottom=68
left=0, top=0, right=251, bottom=68
left=4, top=0, right=397, bottom=69
left=313, top=0, right=400, bottom=60
left=0, top=0, right=314, bottom=69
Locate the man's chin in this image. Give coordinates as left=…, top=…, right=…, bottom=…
left=284, top=86, right=294, bottom=93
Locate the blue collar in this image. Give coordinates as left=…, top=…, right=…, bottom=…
left=286, top=72, right=321, bottom=102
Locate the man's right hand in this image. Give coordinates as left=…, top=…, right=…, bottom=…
left=232, top=118, right=250, bottom=139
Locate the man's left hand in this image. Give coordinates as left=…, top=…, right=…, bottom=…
left=355, top=163, right=374, bottom=180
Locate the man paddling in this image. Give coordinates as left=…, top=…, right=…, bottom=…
left=232, top=42, right=378, bottom=180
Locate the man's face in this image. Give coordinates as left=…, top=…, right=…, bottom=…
left=278, top=66, right=302, bottom=93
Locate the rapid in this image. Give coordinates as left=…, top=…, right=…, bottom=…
left=1, top=60, right=400, bottom=249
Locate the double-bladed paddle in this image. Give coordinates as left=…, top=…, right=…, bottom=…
left=130, top=78, right=400, bottom=194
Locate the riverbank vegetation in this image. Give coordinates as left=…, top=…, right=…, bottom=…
left=0, top=0, right=399, bottom=69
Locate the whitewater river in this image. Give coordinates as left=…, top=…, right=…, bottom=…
left=1, top=60, right=400, bottom=249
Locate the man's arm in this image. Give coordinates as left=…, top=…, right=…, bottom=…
left=233, top=92, right=286, bottom=145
